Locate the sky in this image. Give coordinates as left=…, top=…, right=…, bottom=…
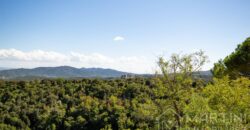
left=0, top=0, right=250, bottom=73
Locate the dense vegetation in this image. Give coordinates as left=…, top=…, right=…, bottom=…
left=0, top=38, right=249, bottom=130
left=212, top=37, right=250, bottom=78
left=1, top=76, right=248, bottom=130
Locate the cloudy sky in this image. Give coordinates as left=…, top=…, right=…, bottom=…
left=0, top=0, right=250, bottom=73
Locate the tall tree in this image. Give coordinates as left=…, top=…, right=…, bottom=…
left=212, top=37, right=250, bottom=78
left=157, top=50, right=208, bottom=128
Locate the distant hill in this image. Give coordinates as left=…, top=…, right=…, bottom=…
left=0, top=66, right=132, bottom=80
left=193, top=70, right=213, bottom=81
left=0, top=67, right=12, bottom=71
left=0, top=66, right=212, bottom=80
left=193, top=70, right=212, bottom=76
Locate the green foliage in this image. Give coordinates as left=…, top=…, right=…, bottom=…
left=212, top=37, right=250, bottom=78
left=224, top=37, right=250, bottom=77
left=184, top=77, right=250, bottom=129
left=0, top=78, right=161, bottom=130
left=211, top=60, right=227, bottom=78
left=203, top=77, right=250, bottom=113
left=0, top=123, right=17, bottom=130
left=156, top=50, right=208, bottom=129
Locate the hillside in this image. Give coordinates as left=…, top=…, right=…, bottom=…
left=0, top=66, right=131, bottom=79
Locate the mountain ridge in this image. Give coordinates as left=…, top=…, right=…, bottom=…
left=0, top=66, right=212, bottom=80
left=0, top=66, right=132, bottom=79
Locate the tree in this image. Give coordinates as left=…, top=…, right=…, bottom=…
left=183, top=76, right=250, bottom=129
left=211, top=60, right=227, bottom=78
left=156, top=50, right=208, bottom=128
left=212, top=37, right=250, bottom=78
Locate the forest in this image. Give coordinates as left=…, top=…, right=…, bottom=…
left=0, top=37, right=249, bottom=130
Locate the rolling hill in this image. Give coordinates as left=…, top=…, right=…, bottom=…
left=0, top=66, right=132, bottom=79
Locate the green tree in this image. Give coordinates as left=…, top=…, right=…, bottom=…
left=212, top=37, right=250, bottom=78
left=157, top=50, right=208, bottom=128
left=211, top=60, right=227, bottom=78
left=0, top=123, right=17, bottom=130
left=183, top=76, right=250, bottom=129
left=224, top=37, right=250, bottom=77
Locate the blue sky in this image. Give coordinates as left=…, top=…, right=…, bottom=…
left=0, top=0, right=250, bottom=73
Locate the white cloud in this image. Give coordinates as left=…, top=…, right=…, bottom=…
left=0, top=49, right=69, bottom=62
left=113, top=36, right=125, bottom=41
left=0, top=49, right=155, bottom=74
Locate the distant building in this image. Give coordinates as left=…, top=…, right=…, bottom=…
left=121, top=74, right=135, bottom=79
